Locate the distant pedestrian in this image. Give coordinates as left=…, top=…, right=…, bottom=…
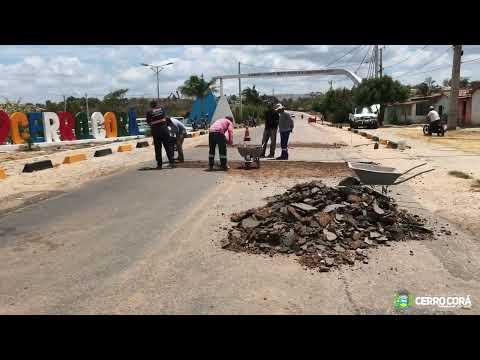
left=261, top=102, right=279, bottom=158
left=170, top=117, right=188, bottom=163
left=208, top=116, right=234, bottom=171
left=275, top=104, right=294, bottom=160
left=146, top=101, right=175, bottom=169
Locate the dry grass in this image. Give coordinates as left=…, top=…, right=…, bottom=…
left=448, top=170, right=473, bottom=179
left=390, top=128, right=480, bottom=154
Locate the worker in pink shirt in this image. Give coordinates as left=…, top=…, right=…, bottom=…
left=208, top=116, right=234, bottom=171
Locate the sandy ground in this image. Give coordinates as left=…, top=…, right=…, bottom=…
left=321, top=123, right=480, bottom=237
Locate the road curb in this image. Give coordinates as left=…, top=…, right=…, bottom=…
left=136, top=141, right=150, bottom=148
left=94, top=148, right=113, bottom=157
left=118, top=144, right=133, bottom=152
left=23, top=160, right=54, bottom=173
left=63, top=154, right=87, bottom=164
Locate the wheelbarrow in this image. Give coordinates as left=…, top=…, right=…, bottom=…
left=237, top=144, right=263, bottom=169
left=347, top=162, right=435, bottom=194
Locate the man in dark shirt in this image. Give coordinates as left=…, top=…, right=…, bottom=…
left=261, top=103, right=279, bottom=158
left=146, top=101, right=175, bottom=169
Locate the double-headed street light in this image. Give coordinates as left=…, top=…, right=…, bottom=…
left=141, top=62, right=174, bottom=101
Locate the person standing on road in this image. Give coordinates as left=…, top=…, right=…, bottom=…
left=146, top=101, right=176, bottom=169
left=208, top=116, right=234, bottom=171
left=170, top=117, right=188, bottom=163
left=275, top=104, right=294, bottom=160
left=261, top=102, right=279, bottom=158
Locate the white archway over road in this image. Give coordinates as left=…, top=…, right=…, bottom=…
left=212, top=69, right=362, bottom=96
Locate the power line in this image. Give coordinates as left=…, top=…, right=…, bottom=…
left=325, top=45, right=364, bottom=68
left=393, top=46, right=451, bottom=78
left=355, top=45, right=372, bottom=74
left=462, top=56, right=480, bottom=63
left=383, top=45, right=429, bottom=69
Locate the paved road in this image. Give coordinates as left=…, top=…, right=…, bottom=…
left=2, top=115, right=479, bottom=314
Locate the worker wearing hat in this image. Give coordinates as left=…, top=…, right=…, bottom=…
left=146, top=100, right=176, bottom=169
left=261, top=102, right=279, bottom=158
left=275, top=103, right=294, bottom=160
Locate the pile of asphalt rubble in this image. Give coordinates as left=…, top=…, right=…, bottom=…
left=224, top=180, right=432, bottom=272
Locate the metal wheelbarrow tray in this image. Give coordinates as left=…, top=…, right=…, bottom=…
left=237, top=144, right=263, bottom=169
left=347, top=162, right=435, bottom=193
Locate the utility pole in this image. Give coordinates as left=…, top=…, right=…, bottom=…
left=238, top=62, right=242, bottom=122
left=141, top=62, right=174, bottom=102
left=63, top=95, right=67, bottom=112
left=379, top=47, right=383, bottom=77
left=448, top=45, right=463, bottom=130
left=85, top=93, right=89, bottom=119
left=374, top=45, right=379, bottom=78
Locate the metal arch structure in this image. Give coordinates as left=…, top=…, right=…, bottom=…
left=212, top=69, right=363, bottom=96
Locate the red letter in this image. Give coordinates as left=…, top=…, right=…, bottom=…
left=58, top=112, right=77, bottom=141
left=0, top=110, right=11, bottom=144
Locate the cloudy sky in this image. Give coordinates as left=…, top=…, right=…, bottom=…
left=1, top=45, right=480, bottom=103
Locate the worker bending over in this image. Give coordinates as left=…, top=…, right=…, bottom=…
left=170, top=117, right=188, bottom=163
left=208, top=116, right=234, bottom=171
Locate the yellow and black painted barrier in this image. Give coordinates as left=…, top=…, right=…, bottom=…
left=63, top=154, right=87, bottom=164
left=118, top=144, right=133, bottom=152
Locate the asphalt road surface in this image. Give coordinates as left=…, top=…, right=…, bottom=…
left=2, top=115, right=479, bottom=314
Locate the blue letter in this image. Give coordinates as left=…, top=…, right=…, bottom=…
left=27, top=112, right=45, bottom=143
left=128, top=108, right=140, bottom=136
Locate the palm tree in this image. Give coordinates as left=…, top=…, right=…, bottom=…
left=242, top=85, right=262, bottom=105
left=178, top=75, right=217, bottom=121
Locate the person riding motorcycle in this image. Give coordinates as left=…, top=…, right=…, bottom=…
left=426, top=105, right=441, bottom=135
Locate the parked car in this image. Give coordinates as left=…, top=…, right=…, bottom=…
left=349, top=106, right=379, bottom=129
left=136, top=117, right=150, bottom=135
left=171, top=116, right=193, bottom=133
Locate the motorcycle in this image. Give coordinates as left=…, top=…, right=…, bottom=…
left=423, top=120, right=446, bottom=137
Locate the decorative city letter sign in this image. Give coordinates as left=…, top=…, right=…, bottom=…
left=103, top=112, right=118, bottom=138
left=128, top=108, right=140, bottom=136
left=0, top=110, right=11, bottom=144
left=75, top=112, right=91, bottom=139
left=42, top=112, right=61, bottom=143
left=91, top=112, right=106, bottom=139
left=58, top=112, right=77, bottom=141
left=115, top=112, right=129, bottom=137
left=10, top=112, right=29, bottom=144
left=28, top=112, right=45, bottom=143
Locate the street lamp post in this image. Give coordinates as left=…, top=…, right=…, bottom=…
left=141, top=62, right=174, bottom=102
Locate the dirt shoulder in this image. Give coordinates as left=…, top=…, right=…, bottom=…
left=311, top=122, right=480, bottom=237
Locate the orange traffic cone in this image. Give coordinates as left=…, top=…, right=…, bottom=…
left=244, top=127, right=251, bottom=142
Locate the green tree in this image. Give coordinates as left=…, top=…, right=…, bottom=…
left=415, top=77, right=440, bottom=96
left=101, top=89, right=129, bottom=113
left=178, top=75, right=217, bottom=120
left=443, top=77, right=470, bottom=88
left=352, top=76, right=409, bottom=126
left=242, top=85, right=262, bottom=105
left=315, top=88, right=353, bottom=123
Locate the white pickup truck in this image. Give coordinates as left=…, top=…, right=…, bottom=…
left=349, top=105, right=379, bottom=129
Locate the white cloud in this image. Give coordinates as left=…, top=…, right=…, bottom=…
left=1, top=45, right=480, bottom=103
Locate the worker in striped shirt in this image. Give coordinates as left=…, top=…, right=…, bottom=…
left=208, top=116, right=234, bottom=171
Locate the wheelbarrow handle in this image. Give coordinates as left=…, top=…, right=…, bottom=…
left=393, top=168, right=435, bottom=185
left=401, top=162, right=428, bottom=176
